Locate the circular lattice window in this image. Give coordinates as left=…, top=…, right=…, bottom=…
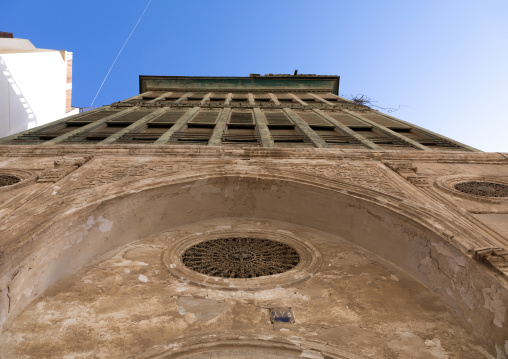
left=182, top=237, right=300, bottom=278
left=0, top=175, right=20, bottom=188
left=454, top=181, right=508, bottom=198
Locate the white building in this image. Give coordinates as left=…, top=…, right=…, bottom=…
left=0, top=35, right=78, bottom=138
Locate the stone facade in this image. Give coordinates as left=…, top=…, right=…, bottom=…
left=0, top=75, right=507, bottom=358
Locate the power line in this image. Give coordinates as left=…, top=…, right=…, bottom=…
left=90, top=0, right=153, bottom=107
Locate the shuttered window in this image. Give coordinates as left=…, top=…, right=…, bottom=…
left=38, top=124, right=77, bottom=140
left=229, top=111, right=254, bottom=125
left=224, top=110, right=257, bottom=144
left=271, top=128, right=305, bottom=142
left=173, top=127, right=213, bottom=143
left=296, top=112, right=334, bottom=128
left=361, top=112, right=410, bottom=129
left=189, top=111, right=219, bottom=126
left=106, top=110, right=153, bottom=126
left=264, top=111, right=306, bottom=143
left=223, top=128, right=258, bottom=143
left=117, top=126, right=168, bottom=143
left=264, top=111, right=293, bottom=127
left=352, top=128, right=415, bottom=150
left=296, top=112, right=363, bottom=147
left=148, top=110, right=186, bottom=127
left=327, top=112, right=370, bottom=128
left=66, top=110, right=122, bottom=126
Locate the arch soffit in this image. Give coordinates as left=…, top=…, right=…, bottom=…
left=44, top=162, right=480, bottom=251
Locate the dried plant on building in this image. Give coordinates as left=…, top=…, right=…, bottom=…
left=343, top=94, right=400, bottom=113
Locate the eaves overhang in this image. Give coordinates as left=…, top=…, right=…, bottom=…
left=139, top=75, right=340, bottom=95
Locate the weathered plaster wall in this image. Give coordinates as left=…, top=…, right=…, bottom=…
left=0, top=146, right=507, bottom=357
left=0, top=220, right=498, bottom=358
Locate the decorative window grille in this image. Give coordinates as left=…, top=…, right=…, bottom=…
left=455, top=182, right=508, bottom=197
left=0, top=175, right=20, bottom=187
left=181, top=238, right=300, bottom=278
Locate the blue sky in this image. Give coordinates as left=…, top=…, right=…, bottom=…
left=2, top=1, right=508, bottom=151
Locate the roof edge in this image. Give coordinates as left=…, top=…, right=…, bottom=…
left=139, top=75, right=340, bottom=95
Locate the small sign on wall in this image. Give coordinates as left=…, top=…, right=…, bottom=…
left=269, top=307, right=295, bottom=323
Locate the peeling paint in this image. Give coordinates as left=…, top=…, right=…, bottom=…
left=111, top=258, right=148, bottom=267
left=176, top=296, right=230, bottom=321
left=81, top=216, right=96, bottom=231
left=300, top=349, right=324, bottom=359
left=97, top=216, right=113, bottom=233
left=483, top=286, right=506, bottom=328
left=431, top=241, right=467, bottom=270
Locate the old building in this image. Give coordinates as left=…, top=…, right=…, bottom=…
left=0, top=74, right=507, bottom=358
